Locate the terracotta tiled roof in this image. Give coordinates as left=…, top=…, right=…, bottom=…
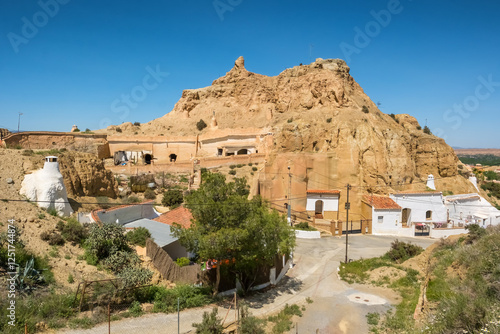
left=153, top=206, right=193, bottom=229
left=306, top=189, right=341, bottom=195
left=392, top=191, right=442, bottom=195
left=363, top=195, right=401, bottom=210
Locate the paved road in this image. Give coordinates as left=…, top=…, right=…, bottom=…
left=58, top=235, right=435, bottom=334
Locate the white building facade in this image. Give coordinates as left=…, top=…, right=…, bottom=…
left=362, top=195, right=403, bottom=235
left=390, top=191, right=448, bottom=227
left=445, top=193, right=500, bottom=227
left=306, top=190, right=340, bottom=220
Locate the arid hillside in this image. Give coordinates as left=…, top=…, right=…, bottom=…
left=0, top=149, right=113, bottom=289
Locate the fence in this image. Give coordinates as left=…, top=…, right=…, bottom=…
left=146, top=239, right=201, bottom=284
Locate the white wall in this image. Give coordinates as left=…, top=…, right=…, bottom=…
left=445, top=195, right=500, bottom=227
left=306, top=194, right=339, bottom=212
left=295, top=230, right=321, bottom=239
left=430, top=228, right=468, bottom=239
left=390, top=193, right=447, bottom=224
left=371, top=209, right=402, bottom=235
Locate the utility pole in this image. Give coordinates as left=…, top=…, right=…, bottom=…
left=17, top=112, right=23, bottom=133
left=344, top=184, right=351, bottom=264
left=287, top=166, right=292, bottom=226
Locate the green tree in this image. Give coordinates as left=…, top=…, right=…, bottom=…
left=423, top=125, right=432, bottom=135
left=162, top=189, right=183, bottom=208
left=172, top=172, right=295, bottom=294
left=126, top=227, right=151, bottom=247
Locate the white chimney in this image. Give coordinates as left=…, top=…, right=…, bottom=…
left=426, top=174, right=436, bottom=190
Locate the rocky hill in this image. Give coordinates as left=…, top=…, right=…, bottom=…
left=102, top=57, right=477, bottom=212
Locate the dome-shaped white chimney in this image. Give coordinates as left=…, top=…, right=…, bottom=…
left=426, top=174, right=436, bottom=190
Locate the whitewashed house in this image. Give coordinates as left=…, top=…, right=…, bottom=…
left=361, top=195, right=403, bottom=235
left=444, top=193, right=500, bottom=227
left=390, top=191, right=448, bottom=229
left=306, top=189, right=340, bottom=220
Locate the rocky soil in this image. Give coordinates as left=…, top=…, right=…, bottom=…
left=0, top=149, right=114, bottom=290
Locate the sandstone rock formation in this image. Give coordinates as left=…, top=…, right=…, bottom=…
left=102, top=57, right=469, bottom=215
left=0, top=128, right=11, bottom=139
left=58, top=152, right=118, bottom=198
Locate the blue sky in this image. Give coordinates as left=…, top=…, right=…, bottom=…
left=1, top=0, right=499, bottom=148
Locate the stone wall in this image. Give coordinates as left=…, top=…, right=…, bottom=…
left=3, top=132, right=109, bottom=158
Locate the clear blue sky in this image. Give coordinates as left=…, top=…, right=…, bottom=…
left=1, top=0, right=499, bottom=148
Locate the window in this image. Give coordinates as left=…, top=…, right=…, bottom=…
left=426, top=210, right=432, bottom=220
left=378, top=216, right=383, bottom=224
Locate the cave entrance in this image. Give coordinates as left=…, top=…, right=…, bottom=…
left=169, top=154, right=177, bottom=162
left=237, top=148, right=249, bottom=155
left=144, top=154, right=152, bottom=165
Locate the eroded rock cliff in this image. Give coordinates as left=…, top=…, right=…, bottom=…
left=58, top=152, right=118, bottom=198
left=131, top=57, right=459, bottom=193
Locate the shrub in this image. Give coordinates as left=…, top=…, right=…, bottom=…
left=268, top=304, right=302, bottom=334
left=193, top=308, right=223, bottom=334
left=48, top=233, right=64, bottom=246
left=84, top=223, right=129, bottom=261
left=21, top=149, right=34, bottom=156
left=229, top=165, right=236, bottom=169
left=103, top=251, right=140, bottom=273
left=176, top=257, right=190, bottom=267
left=465, top=223, right=486, bottom=243
left=385, top=239, right=423, bottom=263
left=362, top=105, right=369, bottom=113
left=56, top=220, right=64, bottom=231
left=40, top=231, right=65, bottom=246
left=60, top=219, right=88, bottom=244
left=115, top=128, right=122, bottom=133
left=423, top=125, right=432, bottom=134
left=196, top=119, right=207, bottom=131
left=47, top=208, right=58, bottom=217
left=126, top=227, right=151, bottom=247
left=128, top=301, right=143, bottom=317
left=287, top=118, right=293, bottom=123
left=67, top=274, right=74, bottom=284
left=236, top=164, right=244, bottom=168
left=252, top=166, right=258, bottom=172
left=240, top=303, right=265, bottom=334
left=366, top=312, right=380, bottom=326
left=118, top=267, right=153, bottom=288
left=416, top=125, right=422, bottom=130
left=326, top=117, right=332, bottom=123
left=133, top=122, right=141, bottom=126
left=162, top=189, right=183, bottom=208
left=294, top=222, right=316, bottom=231
left=123, top=195, right=140, bottom=204
left=228, top=170, right=236, bottom=175
left=144, top=188, right=156, bottom=200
